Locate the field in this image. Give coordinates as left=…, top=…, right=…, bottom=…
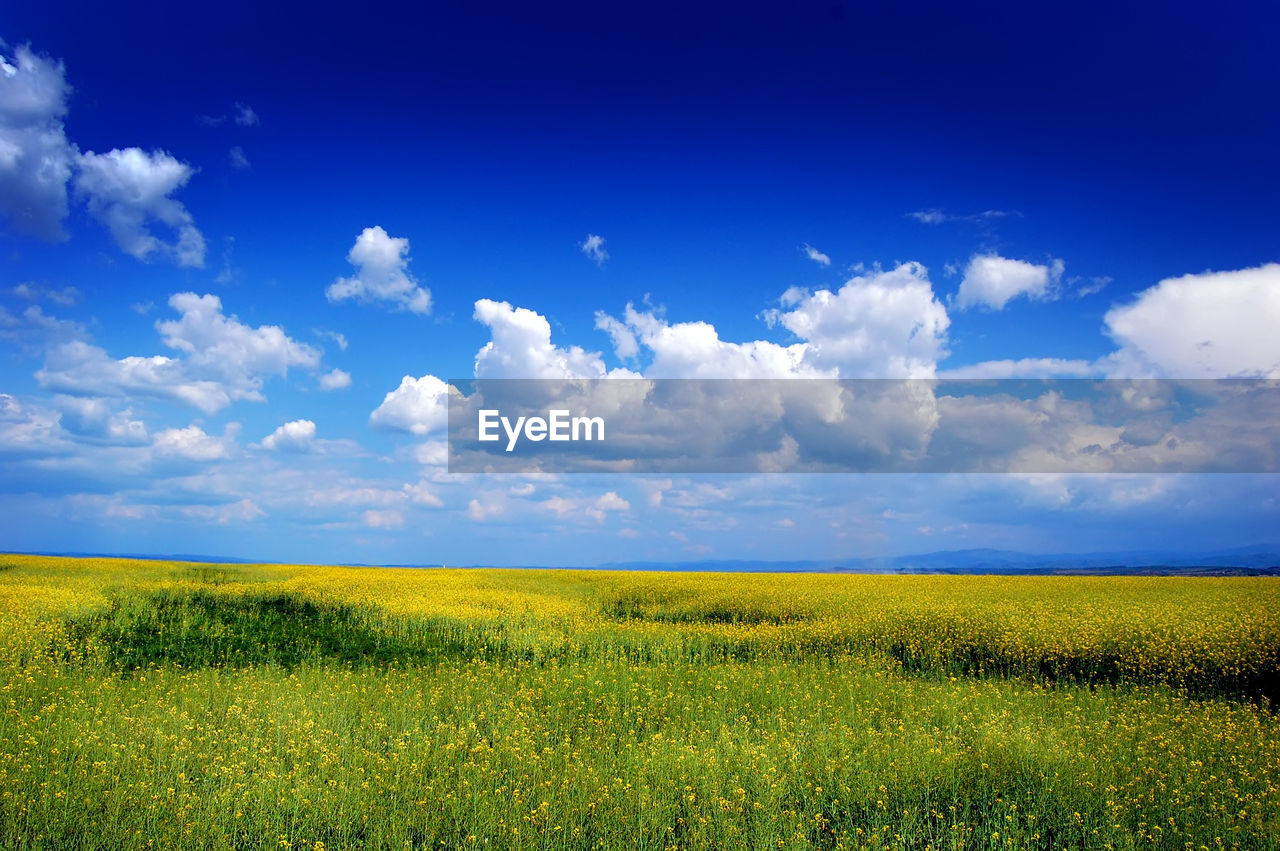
left=1, top=555, right=1278, bottom=850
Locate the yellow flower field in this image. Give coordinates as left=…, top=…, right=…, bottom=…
left=1, top=554, right=1277, bottom=849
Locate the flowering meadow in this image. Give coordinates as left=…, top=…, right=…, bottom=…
left=1, top=554, right=1277, bottom=849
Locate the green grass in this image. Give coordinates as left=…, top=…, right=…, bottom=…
left=64, top=589, right=477, bottom=670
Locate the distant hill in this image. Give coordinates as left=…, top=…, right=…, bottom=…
left=596, top=544, right=1280, bottom=575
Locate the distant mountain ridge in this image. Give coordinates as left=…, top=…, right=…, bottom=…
left=5, top=545, right=1279, bottom=574
left=597, top=544, right=1280, bottom=574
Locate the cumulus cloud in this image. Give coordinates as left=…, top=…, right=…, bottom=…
left=37, top=341, right=233, bottom=413
left=1, top=41, right=205, bottom=265
left=318, top=368, right=351, bottom=391
left=74, top=148, right=206, bottom=266
left=156, top=292, right=321, bottom=390
left=228, top=145, right=250, bottom=169
left=402, top=479, right=444, bottom=507
left=594, top=311, right=639, bottom=360
left=611, top=302, right=812, bottom=378
left=955, top=254, right=1063, bottom=310
left=1103, top=263, right=1280, bottom=378
left=0, top=43, right=76, bottom=240
left=326, top=226, right=431, bottom=314
left=475, top=299, right=626, bottom=378
left=53, top=395, right=148, bottom=445
left=0, top=393, right=68, bottom=457
left=589, top=264, right=951, bottom=379
left=801, top=243, right=831, bottom=266
left=766, top=262, right=950, bottom=377
left=541, top=491, right=630, bottom=523
left=37, top=293, right=320, bottom=413
left=580, top=234, right=608, bottom=266
left=369, top=374, right=451, bottom=435
left=466, top=497, right=505, bottom=521
left=153, top=425, right=228, bottom=462
left=261, top=419, right=316, bottom=453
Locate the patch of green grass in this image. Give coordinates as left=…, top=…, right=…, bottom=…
left=66, top=589, right=472, bottom=670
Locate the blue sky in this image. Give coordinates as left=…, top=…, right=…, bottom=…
left=1, top=0, right=1278, bottom=565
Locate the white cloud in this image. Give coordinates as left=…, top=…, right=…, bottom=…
left=940, top=357, right=1098, bottom=379
left=326, top=226, right=431, bottom=314
left=467, top=497, right=505, bottom=521
left=955, top=254, right=1063, bottom=310
left=580, top=233, right=608, bottom=266
left=609, top=302, right=813, bottom=378
left=412, top=440, right=448, bottom=466
left=908, top=209, right=1015, bottom=225
left=156, top=292, right=321, bottom=392
left=595, top=491, right=630, bottom=512
left=37, top=341, right=233, bottom=414
left=0, top=393, right=67, bottom=457
left=0, top=303, right=86, bottom=354
left=53, top=395, right=148, bottom=444
left=594, top=311, right=639, bottom=360
left=261, top=419, right=316, bottom=453
left=801, top=243, right=831, bottom=266
left=37, top=294, right=320, bottom=413
left=766, top=262, right=950, bottom=377
left=908, top=209, right=949, bottom=224
left=12, top=283, right=79, bottom=305
left=474, top=299, right=624, bottom=378
left=363, top=509, right=404, bottom=529
left=180, top=498, right=266, bottom=525
left=228, top=146, right=250, bottom=169
left=402, top=480, right=444, bottom=507
left=590, top=264, right=949, bottom=379
left=234, top=102, right=259, bottom=127
left=0, top=44, right=76, bottom=240
left=304, top=485, right=406, bottom=509
left=74, top=147, right=205, bottom=266
left=153, top=425, right=228, bottom=462
left=316, top=329, right=348, bottom=350
left=540, top=490, right=630, bottom=523
left=318, top=368, right=351, bottom=391
left=369, top=374, right=451, bottom=435
left=1103, top=263, right=1280, bottom=378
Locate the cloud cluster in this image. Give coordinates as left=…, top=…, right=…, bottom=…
left=37, top=293, right=320, bottom=414
left=951, top=263, right=1280, bottom=379
left=475, top=299, right=626, bottom=379
left=0, top=43, right=206, bottom=265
